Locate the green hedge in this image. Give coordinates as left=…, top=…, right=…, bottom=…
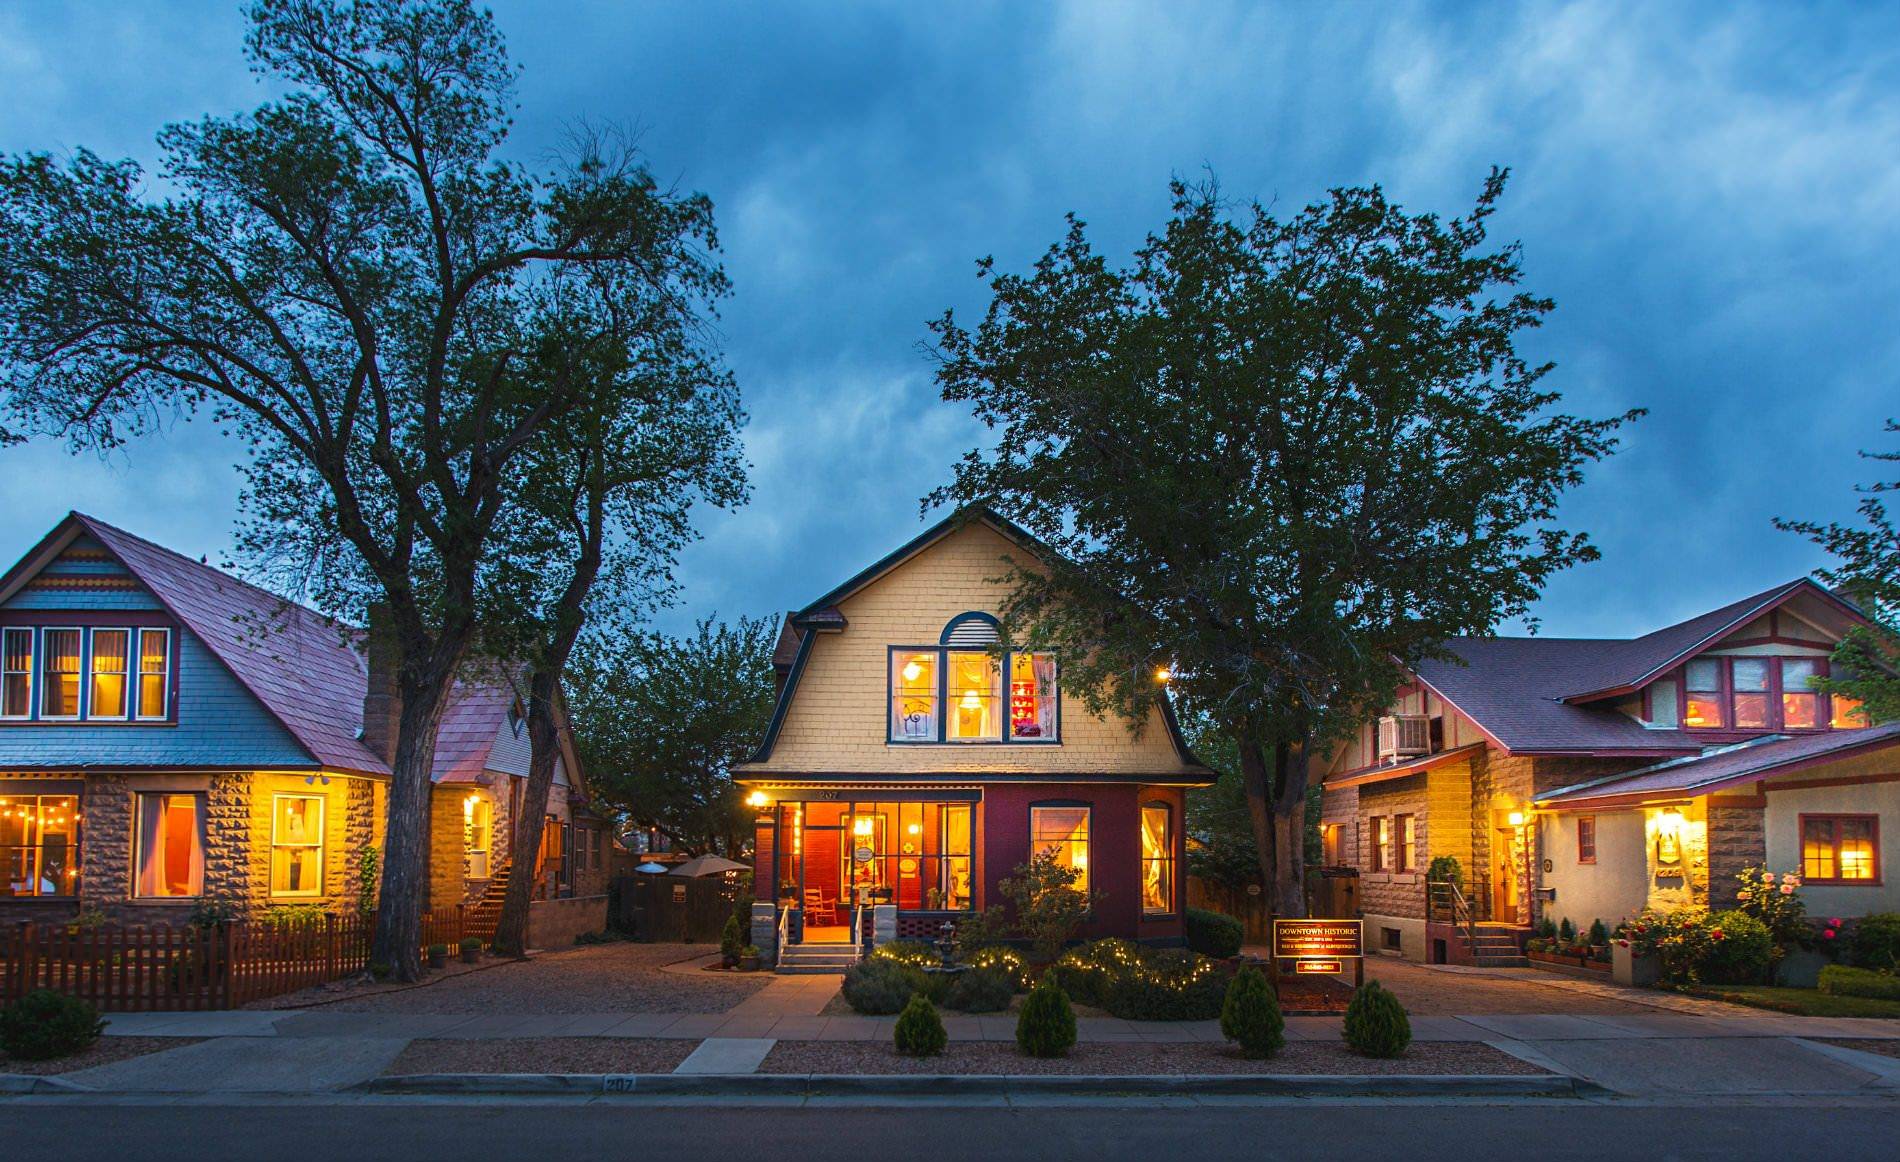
left=1853, top=914, right=1900, bottom=973
left=1183, top=908, right=1243, bottom=958
left=1819, top=964, right=1900, bottom=1000
left=1050, top=938, right=1231, bottom=1020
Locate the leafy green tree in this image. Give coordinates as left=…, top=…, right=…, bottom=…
left=1778, top=421, right=1900, bottom=724
left=0, top=0, right=724, bottom=977
left=929, top=173, right=1635, bottom=918
left=567, top=615, right=777, bottom=856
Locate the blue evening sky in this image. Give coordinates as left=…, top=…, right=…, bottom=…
left=2, top=2, right=1897, bottom=639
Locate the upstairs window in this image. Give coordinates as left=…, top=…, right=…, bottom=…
left=1781, top=659, right=1821, bottom=729
left=40, top=629, right=81, bottom=719
left=1730, top=658, right=1772, bottom=729
left=89, top=629, right=130, bottom=720
left=1, top=629, right=30, bottom=719
left=1676, top=655, right=1861, bottom=733
left=137, top=629, right=171, bottom=720
left=1008, top=653, right=1058, bottom=739
left=887, top=619, right=1061, bottom=744
left=946, top=652, right=999, bottom=741
left=891, top=651, right=939, bottom=741
left=1683, top=659, right=1725, bottom=728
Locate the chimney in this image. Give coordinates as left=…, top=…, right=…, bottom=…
left=362, top=602, right=401, bottom=767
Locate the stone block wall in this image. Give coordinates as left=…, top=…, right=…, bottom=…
left=1707, top=800, right=1766, bottom=909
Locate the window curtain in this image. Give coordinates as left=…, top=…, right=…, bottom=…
left=1032, top=654, right=1057, bottom=738
left=137, top=793, right=203, bottom=897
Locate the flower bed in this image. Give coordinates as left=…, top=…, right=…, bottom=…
left=1526, top=950, right=1610, bottom=974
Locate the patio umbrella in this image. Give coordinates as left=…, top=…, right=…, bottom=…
left=668, top=854, right=748, bottom=878
left=634, top=862, right=670, bottom=874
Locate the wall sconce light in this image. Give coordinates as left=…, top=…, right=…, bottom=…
left=303, top=775, right=331, bottom=786
left=745, top=790, right=770, bottom=808
left=1506, top=810, right=1526, bottom=828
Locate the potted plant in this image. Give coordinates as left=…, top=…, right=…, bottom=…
left=739, top=944, right=762, bottom=972
left=427, top=943, right=448, bottom=970
left=459, top=936, right=482, bottom=965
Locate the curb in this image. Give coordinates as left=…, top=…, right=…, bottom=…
left=0, top=1074, right=91, bottom=1095
left=360, top=1070, right=1606, bottom=1099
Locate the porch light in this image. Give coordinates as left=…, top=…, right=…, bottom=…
left=746, top=790, right=770, bottom=808
left=1656, top=809, right=1683, bottom=839
left=1506, top=811, right=1526, bottom=828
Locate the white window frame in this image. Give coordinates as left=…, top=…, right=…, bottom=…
left=87, top=627, right=132, bottom=722
left=269, top=792, right=326, bottom=898
left=38, top=627, right=82, bottom=721
left=1, top=627, right=32, bottom=721
left=135, top=628, right=172, bottom=721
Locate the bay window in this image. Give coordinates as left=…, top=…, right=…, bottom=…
left=1031, top=803, right=1090, bottom=894
left=0, top=792, right=80, bottom=897
left=135, top=792, right=203, bottom=898
left=270, top=793, right=324, bottom=897
left=2, top=629, right=30, bottom=719
left=137, top=629, right=171, bottom=719
left=89, top=629, right=130, bottom=719
left=1141, top=802, right=1174, bottom=914
left=41, top=629, right=80, bottom=719
left=1802, top=814, right=1879, bottom=884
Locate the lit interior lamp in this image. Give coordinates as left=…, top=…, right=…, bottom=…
left=854, top=817, right=875, bottom=837
left=1072, top=850, right=1088, bottom=870
left=960, top=689, right=982, bottom=711
left=907, top=823, right=921, bottom=836
left=745, top=790, right=770, bottom=808
left=902, top=659, right=924, bottom=683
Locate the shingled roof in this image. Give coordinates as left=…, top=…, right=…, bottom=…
left=1537, top=721, right=1900, bottom=808
left=1, top=513, right=548, bottom=782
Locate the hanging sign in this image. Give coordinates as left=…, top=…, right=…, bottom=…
left=1272, top=918, right=1363, bottom=960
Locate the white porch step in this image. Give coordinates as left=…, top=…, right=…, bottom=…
left=775, top=944, right=861, bottom=974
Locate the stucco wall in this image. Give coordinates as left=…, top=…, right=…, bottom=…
left=1540, top=808, right=1650, bottom=931
left=742, top=521, right=1198, bottom=778
left=1764, top=777, right=1900, bottom=917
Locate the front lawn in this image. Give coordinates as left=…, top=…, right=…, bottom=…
left=1691, top=985, right=1900, bottom=1018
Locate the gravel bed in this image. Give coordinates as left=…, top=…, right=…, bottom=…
left=308, top=943, right=769, bottom=1014
left=2, top=1037, right=201, bottom=1076
left=384, top=1037, right=701, bottom=1076
left=760, top=1039, right=1547, bottom=1076
left=1817, top=1039, right=1900, bottom=1060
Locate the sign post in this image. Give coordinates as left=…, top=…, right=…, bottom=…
left=1271, top=918, right=1364, bottom=986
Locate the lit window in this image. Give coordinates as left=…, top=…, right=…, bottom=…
left=1371, top=816, right=1391, bottom=872
left=1802, top=814, right=1878, bottom=883
left=1008, top=652, right=1058, bottom=740
left=891, top=651, right=939, bottom=740
left=1577, top=815, right=1597, bottom=863
left=464, top=795, right=494, bottom=879
left=1, top=629, right=30, bottom=719
left=1683, top=659, right=1725, bottom=728
left=135, top=792, right=203, bottom=897
left=1395, top=813, right=1416, bottom=872
left=1031, top=804, right=1090, bottom=894
left=41, top=629, right=80, bottom=719
left=0, top=793, right=80, bottom=897
left=1141, top=803, right=1174, bottom=914
left=946, top=652, right=999, bottom=740
left=89, top=629, right=129, bottom=719
left=1731, top=658, right=1772, bottom=729
left=1832, top=694, right=1868, bottom=729
left=1781, top=659, right=1821, bottom=729
left=137, top=629, right=170, bottom=719
left=271, top=794, right=325, bottom=897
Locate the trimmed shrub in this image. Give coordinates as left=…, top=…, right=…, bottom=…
left=894, top=993, right=948, bottom=1056
left=1015, top=975, right=1077, bottom=1058
left=0, top=989, right=105, bottom=1061
left=1693, top=910, right=1775, bottom=985
left=1425, top=855, right=1462, bottom=887
left=1051, top=938, right=1146, bottom=1007
left=869, top=939, right=939, bottom=970
left=1853, top=913, right=1900, bottom=973
left=1586, top=919, right=1609, bottom=947
left=965, top=945, right=1029, bottom=990
left=1219, top=966, right=1283, bottom=1058
left=1819, top=964, right=1900, bottom=1000
left=720, top=915, right=744, bottom=963
left=1099, top=948, right=1228, bottom=1021
left=946, top=967, right=1014, bottom=1013
left=1184, top=908, right=1244, bottom=958
left=459, top=937, right=482, bottom=953
left=842, top=958, right=923, bottom=1015
left=1342, top=981, right=1411, bottom=1059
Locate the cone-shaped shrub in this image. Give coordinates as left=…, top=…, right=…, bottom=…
left=1342, top=980, right=1411, bottom=1058
left=0, top=990, right=105, bottom=1061
left=894, top=993, right=948, bottom=1056
left=1219, top=966, right=1284, bottom=1058
left=1015, top=974, right=1077, bottom=1058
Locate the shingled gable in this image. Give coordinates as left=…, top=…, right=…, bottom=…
left=748, top=506, right=1204, bottom=768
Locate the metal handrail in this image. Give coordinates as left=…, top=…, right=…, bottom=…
left=777, top=900, right=791, bottom=951
left=1429, top=880, right=1479, bottom=951
left=850, top=903, right=866, bottom=958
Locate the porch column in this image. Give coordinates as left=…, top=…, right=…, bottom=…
left=751, top=902, right=778, bottom=967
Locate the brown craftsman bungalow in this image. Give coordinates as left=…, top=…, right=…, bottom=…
left=734, top=509, right=1213, bottom=968
left=1318, top=577, right=1898, bottom=964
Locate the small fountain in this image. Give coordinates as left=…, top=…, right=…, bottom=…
left=920, top=919, right=968, bottom=984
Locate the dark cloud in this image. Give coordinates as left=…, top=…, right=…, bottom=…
left=3, top=1, right=1897, bottom=638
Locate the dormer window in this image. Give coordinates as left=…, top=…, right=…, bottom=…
left=41, top=630, right=81, bottom=719
left=0, top=625, right=172, bottom=723
left=1, top=629, right=31, bottom=719
left=1673, top=655, right=1865, bottom=732
left=888, top=614, right=1060, bottom=744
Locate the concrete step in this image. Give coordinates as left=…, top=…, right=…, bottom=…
left=1474, top=955, right=1530, bottom=967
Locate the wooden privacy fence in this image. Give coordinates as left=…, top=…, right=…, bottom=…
left=613, top=873, right=740, bottom=943
left=0, top=905, right=498, bottom=1012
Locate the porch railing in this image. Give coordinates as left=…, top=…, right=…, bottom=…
left=850, top=903, right=866, bottom=959
left=1427, top=880, right=1479, bottom=952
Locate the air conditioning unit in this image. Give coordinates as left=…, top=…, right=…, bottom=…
left=1377, top=714, right=1431, bottom=762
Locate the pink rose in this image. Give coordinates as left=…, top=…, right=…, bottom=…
left=1824, top=929, right=1837, bottom=940
left=1830, top=918, right=1844, bottom=927
left=1781, top=884, right=1795, bottom=895
left=1711, top=930, right=1725, bottom=940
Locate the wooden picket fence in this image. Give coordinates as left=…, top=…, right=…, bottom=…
left=0, top=906, right=498, bottom=1012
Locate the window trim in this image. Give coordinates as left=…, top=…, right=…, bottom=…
left=269, top=792, right=326, bottom=899
left=886, top=644, right=1062, bottom=745
left=1029, top=799, right=1092, bottom=899
left=37, top=626, right=82, bottom=721
left=133, top=790, right=206, bottom=901
left=1675, top=655, right=1854, bottom=734
left=1, top=627, right=32, bottom=721
left=135, top=628, right=172, bottom=722
left=1576, top=815, right=1597, bottom=864
left=0, top=789, right=83, bottom=899
left=1140, top=800, right=1177, bottom=917
left=1800, top=812, right=1882, bottom=886
left=86, top=628, right=132, bottom=722
left=1369, top=815, right=1390, bottom=873
left=1394, top=812, right=1416, bottom=873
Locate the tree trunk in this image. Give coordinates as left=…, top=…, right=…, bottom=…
left=492, top=667, right=563, bottom=957
left=369, top=672, right=457, bottom=981
left=1271, top=737, right=1312, bottom=919
left=1237, top=734, right=1279, bottom=909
